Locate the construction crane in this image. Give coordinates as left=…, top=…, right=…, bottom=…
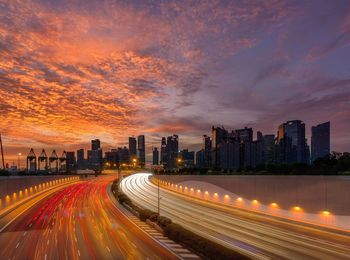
left=59, top=151, right=67, bottom=173
left=0, top=133, right=5, bottom=169
left=26, top=148, right=37, bottom=173
left=49, top=150, right=59, bottom=174
left=38, top=149, right=48, bottom=171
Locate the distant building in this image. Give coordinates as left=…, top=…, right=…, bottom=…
left=277, top=120, right=307, bottom=164
left=211, top=126, right=228, bottom=168
left=153, top=147, right=159, bottom=165
left=105, top=150, right=119, bottom=167
left=66, top=152, right=76, bottom=173
left=87, top=149, right=103, bottom=170
left=160, top=137, right=167, bottom=166
left=137, top=135, right=145, bottom=167
left=118, top=147, right=130, bottom=165
left=311, top=121, right=330, bottom=162
left=166, top=135, right=179, bottom=169
left=76, top=149, right=85, bottom=169
left=219, top=141, right=240, bottom=170
left=88, top=139, right=103, bottom=169
left=202, top=135, right=212, bottom=168
left=263, top=135, right=275, bottom=165
left=235, top=127, right=253, bottom=142
left=91, top=139, right=101, bottom=151
left=160, top=135, right=179, bottom=170
left=180, top=149, right=195, bottom=168
left=129, top=137, right=137, bottom=158
left=195, top=149, right=205, bottom=168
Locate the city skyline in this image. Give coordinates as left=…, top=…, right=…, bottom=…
left=2, top=119, right=332, bottom=167
left=1, top=0, right=350, bottom=162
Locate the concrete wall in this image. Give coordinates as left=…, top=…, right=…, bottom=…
left=157, top=175, right=350, bottom=215
left=0, top=175, right=79, bottom=210
left=156, top=175, right=350, bottom=229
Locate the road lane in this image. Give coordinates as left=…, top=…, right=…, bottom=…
left=0, top=176, right=177, bottom=260
left=121, top=173, right=350, bottom=260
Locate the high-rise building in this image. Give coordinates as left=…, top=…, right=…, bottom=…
left=166, top=135, right=179, bottom=169
left=137, top=135, right=145, bottom=167
left=105, top=150, right=119, bottom=167
left=235, top=127, right=253, bottom=143
left=88, top=139, right=103, bottom=169
left=117, top=147, right=130, bottom=164
left=202, top=135, right=212, bottom=168
left=160, top=137, right=167, bottom=166
left=277, top=120, right=307, bottom=164
left=129, top=137, right=137, bottom=158
left=91, top=139, right=101, bottom=151
left=195, top=149, right=205, bottom=168
left=219, top=141, right=240, bottom=170
left=66, top=152, right=76, bottom=173
left=311, top=121, right=330, bottom=162
left=87, top=149, right=103, bottom=170
left=77, top=149, right=85, bottom=169
left=212, top=126, right=228, bottom=168
left=152, top=147, right=159, bottom=165
left=263, top=135, right=275, bottom=165
left=179, top=149, right=195, bottom=168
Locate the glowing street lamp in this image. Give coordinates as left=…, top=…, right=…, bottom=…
left=322, top=210, right=331, bottom=216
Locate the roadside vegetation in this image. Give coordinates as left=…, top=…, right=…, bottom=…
left=157, top=152, right=350, bottom=176
left=0, top=169, right=10, bottom=176
left=111, top=179, right=249, bottom=260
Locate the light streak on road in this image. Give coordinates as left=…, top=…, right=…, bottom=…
left=0, top=176, right=176, bottom=260
left=121, top=173, right=350, bottom=260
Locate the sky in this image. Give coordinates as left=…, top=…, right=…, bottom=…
left=0, top=0, right=350, bottom=164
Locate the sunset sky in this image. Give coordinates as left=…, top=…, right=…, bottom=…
left=1, top=0, right=350, bottom=164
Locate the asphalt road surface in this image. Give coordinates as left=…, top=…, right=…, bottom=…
left=0, top=175, right=176, bottom=260
left=121, top=173, right=350, bottom=260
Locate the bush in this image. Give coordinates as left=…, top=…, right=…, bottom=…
left=157, top=216, right=172, bottom=228
left=0, top=169, right=10, bottom=176
left=164, top=223, right=248, bottom=260
left=139, top=209, right=158, bottom=221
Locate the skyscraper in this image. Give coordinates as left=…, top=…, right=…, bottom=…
left=211, top=126, right=228, bottom=168
left=77, top=149, right=85, bottom=169
left=235, top=127, right=253, bottom=143
left=311, top=121, right=330, bottom=162
left=179, top=149, right=195, bottom=168
left=91, top=139, right=101, bottom=151
left=277, top=120, right=307, bottom=164
left=117, top=147, right=130, bottom=164
left=202, top=135, right=212, bottom=168
left=137, top=135, right=145, bottom=167
left=88, top=139, right=103, bottom=169
left=263, top=134, right=275, bottom=164
left=160, top=137, right=167, bottom=166
left=152, top=147, right=159, bottom=165
left=66, top=152, right=76, bottom=173
left=166, top=135, right=179, bottom=169
left=129, top=137, right=137, bottom=158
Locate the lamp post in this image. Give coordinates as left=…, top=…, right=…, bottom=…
left=18, top=153, right=22, bottom=171
left=177, top=158, right=182, bottom=172
left=157, top=169, right=161, bottom=215
left=132, top=158, right=137, bottom=168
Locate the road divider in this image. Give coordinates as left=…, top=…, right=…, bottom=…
left=111, top=178, right=249, bottom=260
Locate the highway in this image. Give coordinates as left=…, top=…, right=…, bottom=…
left=121, top=173, right=350, bottom=260
left=0, top=176, right=176, bottom=260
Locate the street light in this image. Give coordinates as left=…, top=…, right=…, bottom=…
left=132, top=158, right=137, bottom=168
left=18, top=153, right=22, bottom=171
